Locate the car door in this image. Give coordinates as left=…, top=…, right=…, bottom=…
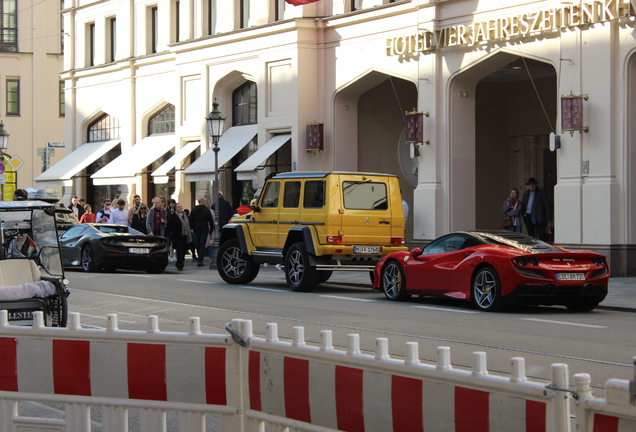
left=249, top=180, right=280, bottom=251
left=277, top=180, right=301, bottom=248
left=58, top=225, right=88, bottom=265
left=409, top=234, right=472, bottom=294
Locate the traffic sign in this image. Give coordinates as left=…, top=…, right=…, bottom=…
left=0, top=162, right=5, bottom=174
left=0, top=175, right=5, bottom=185
left=47, top=142, right=65, bottom=148
left=8, top=155, right=23, bottom=170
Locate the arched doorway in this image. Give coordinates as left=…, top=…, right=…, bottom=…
left=334, top=71, right=418, bottom=240
left=450, top=54, right=557, bottom=231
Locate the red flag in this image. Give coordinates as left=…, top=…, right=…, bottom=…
left=285, top=0, right=320, bottom=5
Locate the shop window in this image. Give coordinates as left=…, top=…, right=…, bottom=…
left=0, top=154, right=17, bottom=201
left=233, top=81, right=257, bottom=126
left=149, top=104, right=175, bottom=135
left=0, top=0, right=17, bottom=52
left=6, top=79, right=19, bottom=115
left=88, top=113, right=120, bottom=142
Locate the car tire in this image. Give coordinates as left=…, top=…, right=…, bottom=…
left=565, top=298, right=600, bottom=312
left=285, top=242, right=318, bottom=292
left=81, top=245, right=96, bottom=272
left=146, top=264, right=167, bottom=274
left=472, top=266, right=505, bottom=312
left=217, top=239, right=260, bottom=284
left=381, top=260, right=409, bottom=301
left=318, top=270, right=333, bottom=284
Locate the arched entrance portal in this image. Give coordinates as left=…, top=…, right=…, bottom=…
left=334, top=71, right=417, bottom=239
left=451, top=54, right=557, bottom=231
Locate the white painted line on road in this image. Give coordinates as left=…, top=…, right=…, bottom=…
left=238, top=286, right=286, bottom=292
left=319, top=295, right=376, bottom=302
left=121, top=274, right=154, bottom=278
left=520, top=318, right=608, bottom=328
left=411, top=305, right=480, bottom=314
left=176, top=279, right=214, bottom=284
left=78, top=313, right=137, bottom=323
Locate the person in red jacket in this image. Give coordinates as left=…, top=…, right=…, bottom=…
left=234, top=198, right=252, bottom=216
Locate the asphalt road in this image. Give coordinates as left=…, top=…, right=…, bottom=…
left=64, top=261, right=636, bottom=397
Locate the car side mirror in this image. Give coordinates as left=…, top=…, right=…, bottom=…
left=250, top=199, right=260, bottom=213
left=410, top=247, right=422, bottom=256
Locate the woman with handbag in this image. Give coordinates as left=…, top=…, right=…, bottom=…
left=501, top=188, right=522, bottom=233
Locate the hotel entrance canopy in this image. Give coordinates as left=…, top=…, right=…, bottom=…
left=91, top=135, right=175, bottom=185
left=235, top=134, right=291, bottom=180
left=34, top=140, right=121, bottom=187
left=183, top=125, right=257, bottom=182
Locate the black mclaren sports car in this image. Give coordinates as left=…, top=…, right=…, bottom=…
left=59, top=223, right=169, bottom=273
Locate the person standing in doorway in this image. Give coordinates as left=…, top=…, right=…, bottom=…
left=521, top=177, right=551, bottom=241
left=189, top=198, right=215, bottom=267
left=501, top=188, right=523, bottom=233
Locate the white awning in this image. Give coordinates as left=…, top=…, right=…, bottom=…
left=151, top=141, right=201, bottom=184
left=91, top=135, right=175, bottom=185
left=184, top=125, right=258, bottom=182
left=235, top=134, right=291, bottom=180
left=34, top=140, right=120, bottom=187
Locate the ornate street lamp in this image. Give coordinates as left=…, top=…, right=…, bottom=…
left=0, top=121, right=9, bottom=153
left=205, top=100, right=226, bottom=269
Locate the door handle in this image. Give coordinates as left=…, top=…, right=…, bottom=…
left=379, top=220, right=390, bottom=225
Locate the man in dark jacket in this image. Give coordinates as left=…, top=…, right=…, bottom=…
left=189, top=198, right=215, bottom=267
left=211, top=191, right=234, bottom=229
left=521, top=177, right=551, bottom=241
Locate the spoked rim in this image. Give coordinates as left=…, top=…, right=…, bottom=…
left=382, top=262, right=402, bottom=299
left=287, top=250, right=304, bottom=285
left=221, top=246, right=247, bottom=278
left=473, top=270, right=496, bottom=309
left=81, top=247, right=92, bottom=271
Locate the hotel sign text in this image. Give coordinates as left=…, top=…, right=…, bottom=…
left=387, top=0, right=636, bottom=55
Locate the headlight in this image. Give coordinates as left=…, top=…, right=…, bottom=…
left=517, top=257, right=528, bottom=266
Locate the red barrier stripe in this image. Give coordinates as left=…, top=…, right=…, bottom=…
left=127, top=343, right=167, bottom=401
left=0, top=338, right=17, bottom=391
left=205, top=347, right=227, bottom=405
left=593, top=414, right=619, bottom=432
left=392, top=375, right=423, bottom=432
left=455, top=387, right=488, bottom=432
left=284, top=357, right=311, bottom=423
left=526, top=400, right=546, bottom=432
left=335, top=365, right=365, bottom=432
left=248, top=351, right=261, bottom=411
left=53, top=340, right=91, bottom=396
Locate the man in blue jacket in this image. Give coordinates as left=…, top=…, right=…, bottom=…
left=521, top=177, right=551, bottom=241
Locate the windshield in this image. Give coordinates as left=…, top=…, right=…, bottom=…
left=0, top=207, right=64, bottom=277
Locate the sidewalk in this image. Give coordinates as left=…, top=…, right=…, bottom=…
left=181, top=258, right=636, bottom=312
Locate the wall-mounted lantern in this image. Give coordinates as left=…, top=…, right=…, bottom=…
left=0, top=120, right=9, bottom=153
left=561, top=93, right=589, bottom=136
left=306, top=122, right=324, bottom=153
left=405, top=109, right=429, bottom=158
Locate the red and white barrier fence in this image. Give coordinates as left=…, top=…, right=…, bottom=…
left=573, top=358, right=636, bottom=432
left=0, top=311, right=633, bottom=432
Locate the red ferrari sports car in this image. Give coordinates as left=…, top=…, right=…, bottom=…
left=373, top=231, right=609, bottom=312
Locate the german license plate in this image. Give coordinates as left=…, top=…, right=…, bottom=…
left=8, top=311, right=33, bottom=321
left=353, top=246, right=380, bottom=254
left=556, top=273, right=585, bottom=281
left=129, top=248, right=149, bottom=254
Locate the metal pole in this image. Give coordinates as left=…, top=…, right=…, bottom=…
left=211, top=142, right=220, bottom=269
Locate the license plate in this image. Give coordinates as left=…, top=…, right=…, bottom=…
left=353, top=246, right=380, bottom=254
left=129, top=248, right=149, bottom=254
left=556, top=273, right=585, bottom=281
left=8, top=311, right=33, bottom=321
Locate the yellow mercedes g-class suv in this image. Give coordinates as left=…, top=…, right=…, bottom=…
left=216, top=172, right=407, bottom=291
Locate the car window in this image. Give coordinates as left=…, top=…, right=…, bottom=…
left=422, top=234, right=468, bottom=255
left=55, top=211, right=78, bottom=225
left=261, top=181, right=280, bottom=208
left=342, top=181, right=388, bottom=210
left=95, top=225, right=131, bottom=234
left=303, top=180, right=325, bottom=208
left=283, top=181, right=301, bottom=208
left=60, top=225, right=86, bottom=239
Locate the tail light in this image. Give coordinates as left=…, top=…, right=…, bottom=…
left=101, top=238, right=118, bottom=244
left=327, top=236, right=342, bottom=243
left=515, top=256, right=538, bottom=266
left=592, top=257, right=605, bottom=266
left=391, top=237, right=405, bottom=244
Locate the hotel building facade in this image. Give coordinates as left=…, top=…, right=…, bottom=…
left=39, top=0, right=636, bottom=275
